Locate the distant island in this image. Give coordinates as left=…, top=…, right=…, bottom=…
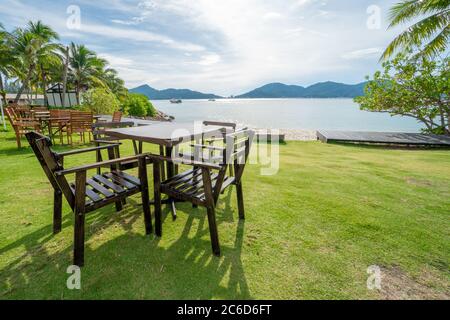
left=129, top=81, right=368, bottom=100
left=236, top=81, right=367, bottom=99
left=129, top=85, right=221, bottom=100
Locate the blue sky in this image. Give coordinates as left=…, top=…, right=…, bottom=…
left=0, top=0, right=404, bottom=95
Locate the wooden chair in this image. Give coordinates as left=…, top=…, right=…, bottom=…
left=25, top=131, right=152, bottom=266
left=13, top=105, right=33, bottom=120
left=68, top=111, right=93, bottom=145
left=31, top=106, right=49, bottom=112
left=49, top=109, right=71, bottom=144
left=4, top=107, right=41, bottom=148
left=112, top=111, right=122, bottom=123
left=201, top=121, right=239, bottom=177
left=149, top=129, right=254, bottom=256
left=92, top=121, right=141, bottom=174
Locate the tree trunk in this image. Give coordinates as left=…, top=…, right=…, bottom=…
left=0, top=72, right=7, bottom=130
left=447, top=112, right=450, bottom=135
left=41, top=65, right=48, bottom=107
left=0, top=73, right=7, bottom=106
left=15, top=66, right=34, bottom=103
left=76, top=83, right=80, bottom=105
left=62, top=46, right=69, bottom=107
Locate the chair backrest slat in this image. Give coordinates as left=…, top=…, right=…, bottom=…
left=5, top=107, right=18, bottom=126
left=25, top=131, right=75, bottom=209
left=70, top=111, right=93, bottom=131
left=32, top=106, right=49, bottom=112
left=92, top=121, right=135, bottom=141
left=112, top=111, right=122, bottom=123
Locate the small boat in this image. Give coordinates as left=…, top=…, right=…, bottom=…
left=208, top=99, right=216, bottom=102
left=170, top=98, right=182, bottom=104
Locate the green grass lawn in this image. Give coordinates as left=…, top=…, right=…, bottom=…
left=0, top=127, right=449, bottom=300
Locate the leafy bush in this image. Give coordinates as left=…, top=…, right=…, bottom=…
left=122, top=93, right=156, bottom=117
left=355, top=53, right=450, bottom=135
left=81, top=88, right=120, bottom=115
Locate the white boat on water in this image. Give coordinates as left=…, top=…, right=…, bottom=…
left=170, top=98, right=182, bottom=104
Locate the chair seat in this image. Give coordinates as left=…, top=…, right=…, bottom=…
left=70, top=170, right=141, bottom=209
left=161, top=168, right=235, bottom=204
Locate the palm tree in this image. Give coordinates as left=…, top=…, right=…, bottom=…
left=11, top=21, right=60, bottom=103
left=102, top=67, right=128, bottom=100
left=0, top=23, right=14, bottom=105
left=0, top=23, right=18, bottom=129
left=28, top=21, right=62, bottom=104
left=68, top=42, right=108, bottom=104
left=382, top=0, right=450, bottom=60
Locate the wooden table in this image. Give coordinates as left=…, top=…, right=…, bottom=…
left=104, top=122, right=225, bottom=219
left=39, top=114, right=102, bottom=141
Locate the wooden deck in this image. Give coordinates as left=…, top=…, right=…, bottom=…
left=317, top=130, right=450, bottom=147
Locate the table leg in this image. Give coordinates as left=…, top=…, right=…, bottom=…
left=165, top=146, right=177, bottom=221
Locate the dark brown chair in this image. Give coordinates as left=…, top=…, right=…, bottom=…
left=92, top=121, right=141, bottom=174
left=201, top=121, right=239, bottom=177
left=5, top=107, right=41, bottom=148
left=149, top=129, right=254, bottom=256
left=25, top=131, right=152, bottom=266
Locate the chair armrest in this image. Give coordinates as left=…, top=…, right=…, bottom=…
left=93, top=139, right=122, bottom=145
left=55, top=154, right=149, bottom=176
left=203, top=121, right=237, bottom=129
left=56, top=144, right=120, bottom=158
left=147, top=153, right=221, bottom=170
left=190, top=144, right=225, bottom=151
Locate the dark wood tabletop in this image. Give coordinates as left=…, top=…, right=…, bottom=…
left=104, top=122, right=224, bottom=147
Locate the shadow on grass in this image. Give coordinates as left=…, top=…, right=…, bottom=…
left=0, top=190, right=250, bottom=299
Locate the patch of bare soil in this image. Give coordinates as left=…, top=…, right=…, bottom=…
left=406, top=177, right=432, bottom=187
left=379, top=266, right=450, bottom=300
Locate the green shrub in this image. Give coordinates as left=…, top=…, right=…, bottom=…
left=122, top=93, right=156, bottom=117
left=81, top=88, right=120, bottom=115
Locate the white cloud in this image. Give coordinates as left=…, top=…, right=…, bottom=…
left=263, top=12, right=283, bottom=21
left=197, top=53, right=221, bottom=66
left=98, top=53, right=133, bottom=67
left=79, top=23, right=205, bottom=52
left=0, top=0, right=401, bottom=95
left=341, top=48, right=383, bottom=60
left=111, top=17, right=145, bottom=25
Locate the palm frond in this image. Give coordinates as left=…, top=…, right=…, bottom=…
left=389, top=0, right=450, bottom=27
left=417, top=24, right=450, bottom=58
left=382, top=9, right=450, bottom=60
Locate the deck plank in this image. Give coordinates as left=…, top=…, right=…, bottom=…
left=317, top=130, right=450, bottom=146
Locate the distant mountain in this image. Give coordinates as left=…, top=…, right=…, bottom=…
left=236, top=81, right=367, bottom=98
left=129, top=84, right=222, bottom=100
left=130, top=81, right=368, bottom=100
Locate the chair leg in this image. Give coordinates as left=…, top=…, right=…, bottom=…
left=74, top=171, right=86, bottom=267
left=14, top=130, right=21, bottom=148
left=96, top=149, right=103, bottom=175
left=202, top=167, right=220, bottom=256
left=115, top=200, right=123, bottom=212
left=138, top=157, right=152, bottom=235
left=53, top=189, right=63, bottom=234
left=236, top=181, right=245, bottom=220
left=73, top=212, right=85, bottom=267
left=153, top=161, right=162, bottom=237
left=206, top=206, right=221, bottom=256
